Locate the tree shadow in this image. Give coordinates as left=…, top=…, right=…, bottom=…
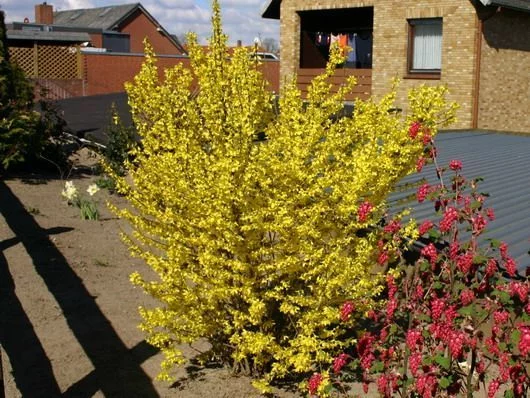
left=0, top=180, right=159, bottom=397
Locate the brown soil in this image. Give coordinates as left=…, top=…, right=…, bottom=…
left=0, top=149, right=312, bottom=398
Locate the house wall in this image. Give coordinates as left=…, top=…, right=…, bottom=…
left=89, top=33, right=103, bottom=48
left=279, top=0, right=479, bottom=129
left=477, top=9, right=530, bottom=133
left=118, top=10, right=180, bottom=55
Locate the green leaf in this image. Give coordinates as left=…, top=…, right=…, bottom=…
left=390, top=324, right=398, bottom=334
left=473, top=254, right=488, bottom=264
left=489, top=239, right=502, bottom=249
left=370, top=360, right=385, bottom=373
left=471, top=200, right=483, bottom=210
left=504, top=390, right=514, bottom=398
left=511, top=329, right=521, bottom=346
left=416, top=313, right=431, bottom=323
left=432, top=281, right=443, bottom=290
left=493, top=290, right=512, bottom=304
left=434, top=354, right=451, bottom=370
left=458, top=305, right=474, bottom=317
left=428, top=229, right=441, bottom=239
left=439, top=376, right=452, bottom=389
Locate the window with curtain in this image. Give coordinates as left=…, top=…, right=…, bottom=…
left=407, top=18, right=442, bottom=77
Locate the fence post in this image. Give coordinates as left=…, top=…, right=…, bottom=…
left=32, top=42, right=38, bottom=77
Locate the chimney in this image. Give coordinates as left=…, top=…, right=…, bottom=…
left=236, top=40, right=242, bottom=47
left=35, top=2, right=53, bottom=25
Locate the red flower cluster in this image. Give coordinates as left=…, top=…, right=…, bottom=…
left=332, top=353, right=349, bottom=373
left=449, top=159, right=462, bottom=171
left=421, top=243, right=438, bottom=266
left=416, top=183, right=430, bottom=203
left=357, top=201, right=373, bottom=223
left=519, top=326, right=530, bottom=357
left=418, top=220, right=433, bottom=236
left=460, top=289, right=475, bottom=306
left=308, top=373, right=323, bottom=395
left=340, top=301, right=355, bottom=322
left=405, top=329, right=423, bottom=350
left=472, top=214, right=487, bottom=235
left=439, top=207, right=458, bottom=232
left=383, top=219, right=401, bottom=234
left=408, top=121, right=422, bottom=139
left=416, top=156, right=425, bottom=172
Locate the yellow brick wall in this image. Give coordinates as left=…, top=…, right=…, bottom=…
left=478, top=9, right=530, bottom=134
left=279, top=0, right=479, bottom=129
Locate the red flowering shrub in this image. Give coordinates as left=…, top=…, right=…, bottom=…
left=313, top=125, right=530, bottom=397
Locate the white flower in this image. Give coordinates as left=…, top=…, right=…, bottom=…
left=86, top=184, right=100, bottom=196
left=61, top=181, right=78, bottom=202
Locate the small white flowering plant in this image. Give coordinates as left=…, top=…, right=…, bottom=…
left=61, top=181, right=100, bottom=220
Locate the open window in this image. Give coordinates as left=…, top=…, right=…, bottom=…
left=298, top=7, right=373, bottom=69
left=407, top=18, right=443, bottom=78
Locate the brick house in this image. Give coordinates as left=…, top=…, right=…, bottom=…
left=6, top=2, right=187, bottom=97
left=29, top=2, right=185, bottom=54
left=262, top=0, right=530, bottom=133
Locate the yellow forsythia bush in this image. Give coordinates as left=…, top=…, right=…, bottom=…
left=112, top=0, right=458, bottom=390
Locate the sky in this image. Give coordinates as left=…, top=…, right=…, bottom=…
left=0, top=0, right=279, bottom=46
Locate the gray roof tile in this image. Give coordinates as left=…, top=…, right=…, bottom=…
left=52, top=3, right=139, bottom=30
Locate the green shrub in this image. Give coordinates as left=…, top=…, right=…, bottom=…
left=0, top=10, right=68, bottom=172
left=102, top=103, right=136, bottom=177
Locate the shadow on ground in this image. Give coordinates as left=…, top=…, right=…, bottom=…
left=0, top=179, right=159, bottom=397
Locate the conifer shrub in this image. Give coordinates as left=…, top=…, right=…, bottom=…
left=112, top=1, right=458, bottom=389
left=0, top=10, right=68, bottom=172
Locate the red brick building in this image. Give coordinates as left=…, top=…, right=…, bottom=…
left=32, top=2, right=185, bottom=54
left=6, top=2, right=279, bottom=98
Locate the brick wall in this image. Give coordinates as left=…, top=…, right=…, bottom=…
left=83, top=53, right=191, bottom=96
left=119, top=9, right=181, bottom=55
left=83, top=52, right=279, bottom=96
left=279, top=0, right=479, bottom=129
left=477, top=9, right=530, bottom=133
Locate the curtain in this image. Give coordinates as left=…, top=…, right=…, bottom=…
left=412, top=22, right=442, bottom=70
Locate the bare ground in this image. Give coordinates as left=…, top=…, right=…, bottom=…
left=0, top=150, right=310, bottom=398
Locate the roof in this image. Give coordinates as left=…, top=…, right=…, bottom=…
left=389, top=131, right=530, bottom=271
left=6, top=29, right=90, bottom=43
left=261, top=0, right=281, bottom=19
left=263, top=0, right=530, bottom=19
left=55, top=92, right=133, bottom=144
left=52, top=3, right=140, bottom=30
left=479, top=0, right=530, bottom=12
left=52, top=3, right=185, bottom=54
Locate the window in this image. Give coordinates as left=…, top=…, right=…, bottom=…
left=407, top=18, right=442, bottom=78
left=102, top=32, right=130, bottom=53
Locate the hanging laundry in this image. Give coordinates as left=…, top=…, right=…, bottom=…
left=330, top=33, right=339, bottom=46
left=316, top=32, right=330, bottom=46
left=347, top=33, right=357, bottom=65
left=338, top=34, right=348, bottom=56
